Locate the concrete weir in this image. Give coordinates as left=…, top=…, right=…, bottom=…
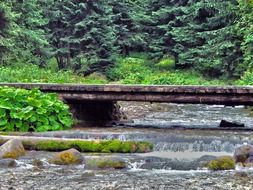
left=1, top=83, right=253, bottom=123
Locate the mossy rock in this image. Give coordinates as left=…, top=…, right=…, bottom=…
left=0, top=139, right=25, bottom=159
left=207, top=156, right=235, bottom=171
left=86, top=158, right=127, bottom=170
left=24, top=139, right=153, bottom=153
left=49, top=148, right=84, bottom=165
left=97, top=160, right=126, bottom=169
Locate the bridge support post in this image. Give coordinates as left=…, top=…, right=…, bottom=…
left=65, top=100, right=123, bottom=125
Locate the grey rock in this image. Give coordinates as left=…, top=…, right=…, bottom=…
left=0, top=158, right=17, bottom=167
left=234, top=144, right=253, bottom=163
left=49, top=148, right=84, bottom=165
left=0, top=139, right=25, bottom=159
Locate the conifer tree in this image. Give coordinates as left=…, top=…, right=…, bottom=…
left=147, top=0, right=242, bottom=77
left=0, top=0, right=50, bottom=65
left=49, top=0, right=116, bottom=75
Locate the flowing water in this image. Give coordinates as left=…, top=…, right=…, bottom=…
left=1, top=103, right=253, bottom=190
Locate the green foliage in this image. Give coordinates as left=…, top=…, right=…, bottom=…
left=147, top=0, right=243, bottom=78
left=49, top=0, right=116, bottom=74
left=237, top=0, right=253, bottom=70
left=0, top=87, right=73, bottom=132
left=0, top=0, right=51, bottom=66
left=26, top=139, right=153, bottom=153
left=207, top=156, right=235, bottom=171
left=155, top=57, right=175, bottom=70
left=236, top=70, right=253, bottom=85
left=1, top=0, right=252, bottom=81
left=108, top=57, right=225, bottom=85
left=107, top=57, right=152, bottom=81
left=0, top=64, right=107, bottom=84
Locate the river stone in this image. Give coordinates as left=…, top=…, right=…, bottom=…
left=0, top=158, right=17, bottom=167
left=0, top=139, right=25, bottom=159
left=234, top=144, right=253, bottom=164
left=139, top=155, right=217, bottom=170
left=49, top=148, right=84, bottom=165
left=85, top=158, right=126, bottom=170
left=219, top=120, right=245, bottom=128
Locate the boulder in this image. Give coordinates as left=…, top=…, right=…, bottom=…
left=0, top=159, right=17, bottom=168
left=140, top=155, right=217, bottom=170
left=86, top=158, right=127, bottom=170
left=234, top=144, right=253, bottom=164
left=207, top=156, right=235, bottom=171
left=0, top=139, right=25, bottom=159
left=49, top=148, right=84, bottom=165
left=219, top=120, right=245, bottom=128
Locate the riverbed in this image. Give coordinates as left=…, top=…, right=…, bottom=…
left=1, top=103, right=253, bottom=190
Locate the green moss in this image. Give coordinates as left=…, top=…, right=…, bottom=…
left=207, top=156, right=235, bottom=171
left=97, top=160, right=126, bottom=169
left=22, top=139, right=153, bottom=153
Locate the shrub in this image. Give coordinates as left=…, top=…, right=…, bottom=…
left=0, top=87, right=73, bottom=132
left=107, top=57, right=152, bottom=81
left=236, top=70, right=253, bottom=85
left=107, top=56, right=225, bottom=85
left=155, top=57, right=175, bottom=70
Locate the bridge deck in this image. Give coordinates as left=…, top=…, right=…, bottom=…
left=1, top=83, right=253, bottom=105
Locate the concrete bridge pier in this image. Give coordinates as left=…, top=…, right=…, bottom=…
left=65, top=100, right=123, bottom=125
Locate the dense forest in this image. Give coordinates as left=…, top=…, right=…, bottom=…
left=0, top=0, right=253, bottom=85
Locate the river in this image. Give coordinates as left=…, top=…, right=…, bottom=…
left=1, top=103, right=253, bottom=190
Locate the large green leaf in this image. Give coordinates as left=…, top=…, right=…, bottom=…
left=0, top=86, right=73, bottom=132
left=0, top=119, right=8, bottom=126
left=0, top=108, right=6, bottom=118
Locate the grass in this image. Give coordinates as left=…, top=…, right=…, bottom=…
left=0, top=64, right=107, bottom=84
left=107, top=57, right=229, bottom=85
left=0, top=56, right=245, bottom=85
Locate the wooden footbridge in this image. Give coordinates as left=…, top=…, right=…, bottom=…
left=1, top=83, right=253, bottom=105
left=1, top=83, right=253, bottom=122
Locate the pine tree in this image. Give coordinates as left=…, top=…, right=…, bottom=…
left=49, top=0, right=116, bottom=75
left=147, top=0, right=242, bottom=78
left=237, top=0, right=253, bottom=70
left=0, top=0, right=50, bottom=65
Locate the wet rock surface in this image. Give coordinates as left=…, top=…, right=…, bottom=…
left=0, top=158, right=17, bottom=168
left=0, top=167, right=253, bottom=190
left=234, top=144, right=253, bottom=164
left=136, top=155, right=217, bottom=170
left=0, top=139, right=25, bottom=159
left=49, top=148, right=84, bottom=165
left=219, top=120, right=245, bottom=128
left=86, top=157, right=127, bottom=170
